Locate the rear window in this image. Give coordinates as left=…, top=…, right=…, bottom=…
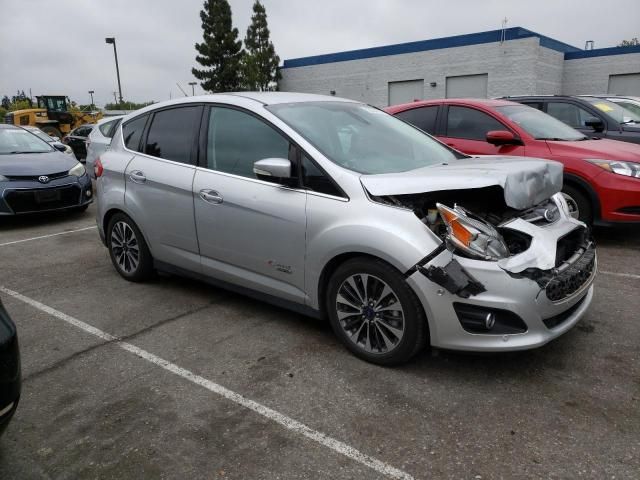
left=395, top=106, right=438, bottom=134
left=122, top=115, right=148, bottom=152
left=99, top=119, right=121, bottom=138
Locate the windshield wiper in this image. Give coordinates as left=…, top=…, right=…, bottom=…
left=621, top=120, right=639, bottom=125
left=534, top=137, right=568, bottom=141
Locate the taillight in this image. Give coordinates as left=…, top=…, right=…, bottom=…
left=95, top=158, right=104, bottom=178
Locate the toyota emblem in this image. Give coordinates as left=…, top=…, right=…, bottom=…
left=38, top=175, right=50, bottom=184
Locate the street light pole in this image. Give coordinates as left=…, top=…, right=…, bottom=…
left=188, top=82, right=197, bottom=96
left=88, top=90, right=94, bottom=108
left=105, top=37, right=123, bottom=105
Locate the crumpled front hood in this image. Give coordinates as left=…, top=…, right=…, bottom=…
left=0, top=151, right=78, bottom=176
left=361, top=156, right=563, bottom=210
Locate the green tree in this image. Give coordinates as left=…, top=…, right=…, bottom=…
left=618, top=37, right=639, bottom=47
left=242, top=1, right=280, bottom=91
left=104, top=101, right=154, bottom=110
left=192, top=0, right=243, bottom=92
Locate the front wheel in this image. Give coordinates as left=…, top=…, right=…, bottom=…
left=562, top=186, right=593, bottom=224
left=326, top=257, right=428, bottom=366
left=107, top=213, right=154, bottom=282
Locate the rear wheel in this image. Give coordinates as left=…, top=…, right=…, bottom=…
left=562, top=185, right=593, bottom=224
left=107, top=213, right=154, bottom=282
left=40, top=125, right=62, bottom=139
left=326, top=257, right=428, bottom=366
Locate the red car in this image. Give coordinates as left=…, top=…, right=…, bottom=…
left=386, top=99, right=640, bottom=225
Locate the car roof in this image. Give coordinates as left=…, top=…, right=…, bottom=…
left=0, top=123, right=20, bottom=130
left=96, top=115, right=124, bottom=125
left=386, top=97, right=519, bottom=112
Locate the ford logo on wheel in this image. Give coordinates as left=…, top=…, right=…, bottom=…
left=38, top=175, right=50, bottom=184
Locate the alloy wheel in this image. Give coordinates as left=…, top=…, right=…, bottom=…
left=111, top=221, right=140, bottom=274
left=335, top=274, right=405, bottom=354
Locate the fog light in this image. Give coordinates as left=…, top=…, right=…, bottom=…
left=485, top=312, right=495, bottom=330
left=86, top=190, right=92, bottom=197
left=453, top=303, right=528, bottom=334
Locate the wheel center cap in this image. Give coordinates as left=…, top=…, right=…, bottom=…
left=363, top=306, right=375, bottom=320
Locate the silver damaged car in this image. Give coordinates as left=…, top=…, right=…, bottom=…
left=95, top=92, right=596, bottom=365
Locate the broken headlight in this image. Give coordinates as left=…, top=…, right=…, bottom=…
left=436, top=203, right=510, bottom=261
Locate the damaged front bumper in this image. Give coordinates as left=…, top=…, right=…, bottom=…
left=407, top=224, right=596, bottom=352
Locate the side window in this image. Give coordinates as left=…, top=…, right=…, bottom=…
left=395, top=106, right=438, bottom=134
left=122, top=115, right=148, bottom=152
left=446, top=106, right=506, bottom=140
left=108, top=119, right=122, bottom=138
left=522, top=102, right=543, bottom=111
left=99, top=120, right=117, bottom=137
left=546, top=102, right=596, bottom=128
left=207, top=107, right=289, bottom=179
left=144, top=106, right=201, bottom=165
left=301, top=154, right=343, bottom=197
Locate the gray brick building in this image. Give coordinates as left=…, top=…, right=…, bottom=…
left=279, top=27, right=640, bottom=107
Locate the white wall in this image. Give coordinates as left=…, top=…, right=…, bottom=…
left=280, top=38, right=541, bottom=107
left=562, top=53, right=640, bottom=95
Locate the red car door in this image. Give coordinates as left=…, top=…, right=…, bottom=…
left=438, top=105, right=526, bottom=156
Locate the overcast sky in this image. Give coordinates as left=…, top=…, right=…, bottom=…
left=1, top=0, right=638, bottom=106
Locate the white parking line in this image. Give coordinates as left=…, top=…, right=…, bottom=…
left=600, top=271, right=640, bottom=280
left=0, top=226, right=97, bottom=247
left=0, top=286, right=414, bottom=480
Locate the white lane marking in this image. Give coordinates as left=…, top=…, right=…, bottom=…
left=0, top=226, right=97, bottom=247
left=0, top=286, right=413, bottom=480
left=600, top=271, right=640, bottom=280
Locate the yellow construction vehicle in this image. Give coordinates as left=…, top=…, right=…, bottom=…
left=4, top=95, right=103, bottom=138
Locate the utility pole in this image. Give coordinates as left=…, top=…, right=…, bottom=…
left=88, top=90, right=95, bottom=108
left=113, top=91, right=117, bottom=104
left=105, top=37, right=124, bottom=104
left=188, top=82, right=197, bottom=96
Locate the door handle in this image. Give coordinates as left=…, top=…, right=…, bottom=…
left=199, top=189, right=223, bottom=204
left=129, top=170, right=146, bottom=184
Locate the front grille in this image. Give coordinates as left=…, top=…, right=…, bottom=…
left=555, top=227, right=587, bottom=267
left=4, top=185, right=81, bottom=213
left=546, top=245, right=596, bottom=301
left=543, top=293, right=588, bottom=329
left=5, top=171, right=69, bottom=182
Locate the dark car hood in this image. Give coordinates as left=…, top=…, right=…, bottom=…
left=546, top=138, right=640, bottom=161
left=0, top=151, right=78, bottom=176
left=360, top=156, right=563, bottom=210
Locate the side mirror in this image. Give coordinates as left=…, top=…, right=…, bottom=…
left=253, top=158, right=293, bottom=184
left=486, top=130, right=519, bottom=146
left=53, top=143, right=67, bottom=152
left=584, top=117, right=604, bottom=132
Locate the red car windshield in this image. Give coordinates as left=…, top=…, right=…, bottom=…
left=496, top=105, right=587, bottom=141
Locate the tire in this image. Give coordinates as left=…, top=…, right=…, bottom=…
left=107, top=213, right=154, bottom=282
left=562, top=185, right=593, bottom=224
left=40, top=125, right=62, bottom=139
left=326, top=257, right=428, bottom=366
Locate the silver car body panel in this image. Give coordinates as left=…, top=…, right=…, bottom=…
left=96, top=92, right=595, bottom=352
left=361, top=156, right=564, bottom=210
left=86, top=116, right=124, bottom=179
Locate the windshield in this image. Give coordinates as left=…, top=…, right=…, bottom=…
left=583, top=98, right=640, bottom=124
left=0, top=128, right=53, bottom=154
left=267, top=102, right=464, bottom=174
left=496, top=105, right=587, bottom=141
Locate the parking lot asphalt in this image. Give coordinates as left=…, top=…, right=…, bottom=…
left=0, top=203, right=639, bottom=479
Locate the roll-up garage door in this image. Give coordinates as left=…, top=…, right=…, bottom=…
left=608, top=74, right=640, bottom=96
left=445, top=74, right=488, bottom=98
left=388, top=80, right=424, bottom=106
